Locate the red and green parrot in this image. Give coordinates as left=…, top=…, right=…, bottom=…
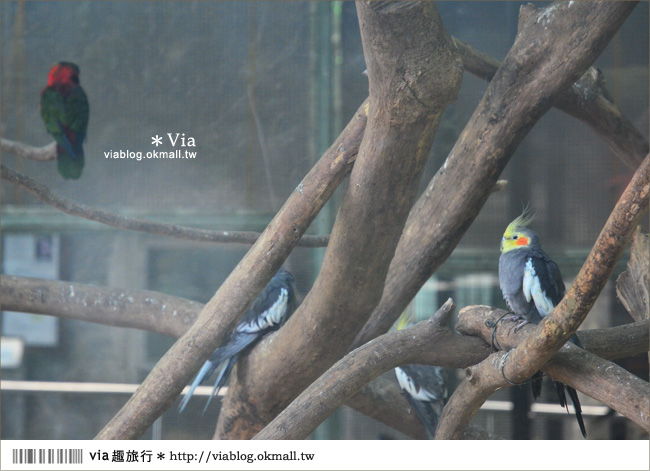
left=40, top=62, right=89, bottom=180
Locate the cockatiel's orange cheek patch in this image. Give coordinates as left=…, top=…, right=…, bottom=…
left=516, top=237, right=529, bottom=246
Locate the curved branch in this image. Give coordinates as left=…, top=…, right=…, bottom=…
left=6, top=274, right=646, bottom=360
left=351, top=0, right=639, bottom=351
left=0, top=275, right=199, bottom=338
left=436, top=150, right=649, bottom=439
left=254, top=299, right=465, bottom=439
left=255, top=293, right=650, bottom=440
left=5, top=273, right=646, bottom=438
left=444, top=306, right=650, bottom=436
left=0, top=164, right=329, bottom=248
left=1, top=138, right=56, bottom=161
left=94, top=98, right=368, bottom=440
left=453, top=39, right=648, bottom=170
left=220, top=1, right=464, bottom=439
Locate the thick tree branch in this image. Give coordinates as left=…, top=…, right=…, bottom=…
left=617, top=228, right=650, bottom=364
left=0, top=275, right=199, bottom=338
left=1, top=138, right=56, bottom=161
left=217, top=1, right=463, bottom=439
left=616, top=228, right=650, bottom=323
left=254, top=300, right=465, bottom=439
left=0, top=165, right=329, bottom=248
left=436, top=152, right=649, bottom=439
left=94, top=99, right=368, bottom=440
left=453, top=38, right=648, bottom=170
left=6, top=274, right=645, bottom=361
left=4, top=273, right=646, bottom=438
left=255, top=289, right=650, bottom=440
left=452, top=306, right=649, bottom=433
left=352, top=0, right=639, bottom=352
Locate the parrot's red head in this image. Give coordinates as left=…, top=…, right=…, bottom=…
left=47, top=62, right=80, bottom=87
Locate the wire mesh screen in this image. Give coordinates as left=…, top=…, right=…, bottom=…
left=1, top=1, right=648, bottom=441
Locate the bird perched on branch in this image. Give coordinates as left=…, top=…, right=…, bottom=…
left=178, top=268, right=296, bottom=414
left=498, top=210, right=587, bottom=438
left=394, top=312, right=448, bottom=438
left=40, top=62, right=89, bottom=180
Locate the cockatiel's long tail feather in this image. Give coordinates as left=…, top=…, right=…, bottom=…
left=178, top=360, right=219, bottom=413
left=405, top=394, right=438, bottom=438
left=554, top=380, right=586, bottom=438
left=566, top=386, right=587, bottom=438
left=531, top=371, right=543, bottom=400
left=201, top=355, right=238, bottom=417
left=177, top=332, right=255, bottom=414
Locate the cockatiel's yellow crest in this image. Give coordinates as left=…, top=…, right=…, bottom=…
left=501, top=209, right=536, bottom=253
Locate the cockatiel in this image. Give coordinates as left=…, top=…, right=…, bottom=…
left=178, top=268, right=296, bottom=414
left=394, top=312, right=448, bottom=438
left=499, top=210, right=587, bottom=438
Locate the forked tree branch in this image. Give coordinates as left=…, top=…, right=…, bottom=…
left=455, top=306, right=649, bottom=431
left=94, top=99, right=368, bottom=440
left=4, top=273, right=647, bottom=438
left=351, top=0, right=639, bottom=354
left=0, top=165, right=329, bottom=248
left=254, top=299, right=649, bottom=439
left=254, top=300, right=464, bottom=439
left=435, top=153, right=649, bottom=439
left=216, top=1, right=463, bottom=439
left=453, top=39, right=648, bottom=170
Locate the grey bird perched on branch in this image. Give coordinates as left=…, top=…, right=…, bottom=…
left=498, top=210, right=586, bottom=438
left=394, top=312, right=448, bottom=438
left=178, top=268, right=296, bottom=415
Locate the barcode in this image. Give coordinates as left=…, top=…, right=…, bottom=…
left=12, top=448, right=83, bottom=465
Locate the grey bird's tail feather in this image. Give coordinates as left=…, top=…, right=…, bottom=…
left=178, top=332, right=258, bottom=413
left=554, top=381, right=587, bottom=438
left=405, top=394, right=439, bottom=439
left=178, top=359, right=220, bottom=413
left=531, top=371, right=543, bottom=400
left=201, top=355, right=239, bottom=416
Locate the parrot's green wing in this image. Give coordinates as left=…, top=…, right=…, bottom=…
left=40, top=88, right=67, bottom=137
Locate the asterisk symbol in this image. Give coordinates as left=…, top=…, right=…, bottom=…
left=157, top=453, right=165, bottom=460
left=152, top=135, right=163, bottom=146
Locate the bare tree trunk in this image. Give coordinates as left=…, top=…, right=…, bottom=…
left=351, top=0, right=638, bottom=351
left=215, top=1, right=462, bottom=439
left=95, top=98, right=368, bottom=440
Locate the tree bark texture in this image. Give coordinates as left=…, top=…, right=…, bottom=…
left=1, top=138, right=56, bottom=161
left=616, top=228, right=650, bottom=323
left=215, top=1, right=463, bottom=439
left=452, top=39, right=648, bottom=170
left=4, top=273, right=646, bottom=438
left=0, top=275, right=200, bottom=338
left=95, top=99, right=368, bottom=439
left=456, top=306, right=649, bottom=430
left=351, top=0, right=639, bottom=352
left=435, top=153, right=649, bottom=439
